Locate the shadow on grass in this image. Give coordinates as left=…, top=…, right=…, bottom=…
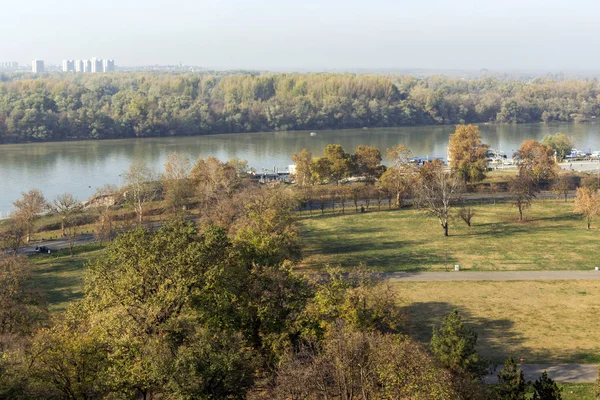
left=400, top=301, right=600, bottom=364
left=29, top=243, right=105, bottom=311
left=301, top=237, right=458, bottom=272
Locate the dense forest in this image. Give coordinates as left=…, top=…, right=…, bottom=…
left=1, top=71, right=600, bottom=143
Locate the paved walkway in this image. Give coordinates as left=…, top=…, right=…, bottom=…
left=485, top=364, right=598, bottom=384
left=386, top=270, right=600, bottom=282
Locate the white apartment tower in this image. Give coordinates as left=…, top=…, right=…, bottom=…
left=90, top=58, right=103, bottom=73
left=103, top=59, right=115, bottom=72
left=72, top=58, right=116, bottom=73
left=62, top=60, right=75, bottom=72
left=32, top=60, right=44, bottom=73
left=82, top=59, right=92, bottom=73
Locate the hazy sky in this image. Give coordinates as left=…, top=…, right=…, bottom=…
left=2, top=0, right=599, bottom=70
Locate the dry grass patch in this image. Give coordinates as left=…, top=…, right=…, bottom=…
left=394, top=280, right=600, bottom=364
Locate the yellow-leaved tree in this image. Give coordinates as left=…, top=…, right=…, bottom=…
left=448, top=125, right=489, bottom=182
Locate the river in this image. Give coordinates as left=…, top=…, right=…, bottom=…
left=1, top=123, right=600, bottom=216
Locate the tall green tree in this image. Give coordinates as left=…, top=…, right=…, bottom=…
left=430, top=309, right=487, bottom=380
left=353, top=145, right=383, bottom=183
left=541, top=133, right=573, bottom=161
left=291, top=149, right=313, bottom=187
left=495, top=357, right=529, bottom=400
left=324, top=144, right=351, bottom=185
left=532, top=371, right=562, bottom=400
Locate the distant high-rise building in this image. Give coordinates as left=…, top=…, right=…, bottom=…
left=62, top=60, right=75, bottom=72
left=32, top=60, right=44, bottom=73
left=103, top=59, right=115, bottom=72
left=74, top=60, right=84, bottom=72
left=82, top=59, right=91, bottom=73
left=91, top=58, right=103, bottom=73
left=0, top=61, right=18, bottom=70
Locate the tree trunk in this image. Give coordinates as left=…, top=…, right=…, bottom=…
left=518, top=206, right=523, bottom=221
left=587, top=218, right=591, bottom=230
left=61, top=219, right=65, bottom=237
left=443, top=222, right=449, bottom=237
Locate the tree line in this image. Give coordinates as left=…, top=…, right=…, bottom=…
left=2, top=127, right=598, bottom=252
left=2, top=72, right=600, bottom=143
left=293, top=127, right=600, bottom=234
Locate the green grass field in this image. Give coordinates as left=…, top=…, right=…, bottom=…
left=560, top=383, right=596, bottom=400
left=29, top=243, right=104, bottom=312
left=299, top=199, right=600, bottom=272
left=395, top=280, right=600, bottom=364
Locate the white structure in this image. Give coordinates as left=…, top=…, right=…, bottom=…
left=0, top=61, right=18, bottom=70
left=103, top=59, right=115, bottom=72
left=32, top=59, right=44, bottom=73
left=91, top=57, right=103, bottom=73
left=62, top=60, right=75, bottom=72
left=82, top=59, right=92, bottom=73
left=72, top=58, right=116, bottom=73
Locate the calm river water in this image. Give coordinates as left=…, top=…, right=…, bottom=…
left=1, top=123, right=600, bottom=215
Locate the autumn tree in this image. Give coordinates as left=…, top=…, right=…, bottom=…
left=0, top=255, right=47, bottom=337
left=513, top=140, right=558, bottom=184
left=275, top=325, right=461, bottom=400
left=380, top=144, right=416, bottom=207
left=448, top=124, right=489, bottom=182
left=541, top=133, right=573, bottom=161
left=0, top=217, right=27, bottom=253
left=291, top=149, right=313, bottom=187
left=574, top=187, right=600, bottom=230
left=415, top=159, right=464, bottom=236
left=581, top=174, right=600, bottom=191
left=189, top=156, right=250, bottom=225
left=551, top=174, right=577, bottom=202
left=84, top=222, right=258, bottom=398
left=509, top=174, right=538, bottom=221
left=51, top=193, right=80, bottom=240
left=122, top=161, right=160, bottom=225
left=162, top=152, right=192, bottom=216
left=310, top=156, right=332, bottom=184
left=12, top=189, right=47, bottom=244
left=92, top=184, right=118, bottom=243
left=353, top=145, right=383, bottom=183
left=324, top=144, right=351, bottom=185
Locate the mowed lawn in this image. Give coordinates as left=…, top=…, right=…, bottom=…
left=299, top=199, right=600, bottom=272
left=395, top=280, right=600, bottom=364
left=29, top=243, right=105, bottom=312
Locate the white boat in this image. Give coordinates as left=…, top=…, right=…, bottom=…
left=310, top=132, right=317, bottom=136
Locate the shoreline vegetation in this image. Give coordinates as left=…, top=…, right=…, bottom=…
left=2, top=72, right=600, bottom=144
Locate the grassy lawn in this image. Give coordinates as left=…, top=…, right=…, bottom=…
left=394, top=280, right=600, bottom=364
left=29, top=243, right=105, bottom=312
left=299, top=199, right=599, bottom=272
left=560, top=383, right=596, bottom=400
